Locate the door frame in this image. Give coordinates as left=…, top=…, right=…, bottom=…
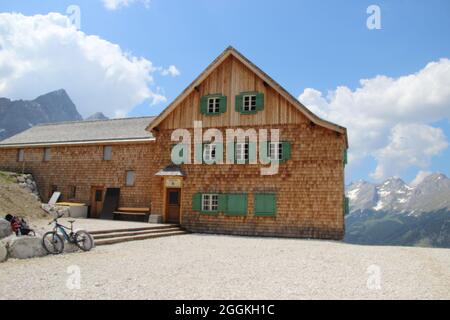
left=90, top=186, right=105, bottom=219
left=162, top=177, right=183, bottom=224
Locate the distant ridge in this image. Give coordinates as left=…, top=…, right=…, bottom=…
left=0, top=89, right=82, bottom=141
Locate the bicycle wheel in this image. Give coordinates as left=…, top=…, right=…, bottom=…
left=74, top=230, right=94, bottom=251
left=42, top=232, right=64, bottom=254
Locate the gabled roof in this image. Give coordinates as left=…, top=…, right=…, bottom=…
left=0, top=117, right=155, bottom=147
left=146, top=46, right=347, bottom=144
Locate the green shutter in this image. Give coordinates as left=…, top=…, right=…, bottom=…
left=200, top=96, right=208, bottom=114
left=225, top=193, right=247, bottom=216
left=226, top=141, right=235, bottom=164
left=192, top=193, right=202, bottom=211
left=219, top=96, right=227, bottom=113
left=235, top=94, right=243, bottom=112
left=254, top=193, right=276, bottom=216
left=218, top=194, right=228, bottom=212
left=256, top=92, right=264, bottom=111
left=344, top=196, right=350, bottom=216
left=343, top=148, right=348, bottom=166
left=282, top=141, right=291, bottom=161
left=195, top=143, right=203, bottom=164
left=248, top=141, right=257, bottom=163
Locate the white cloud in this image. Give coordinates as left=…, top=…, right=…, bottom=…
left=0, top=12, right=166, bottom=118
left=102, top=0, right=150, bottom=11
left=410, top=170, right=432, bottom=187
left=160, top=65, right=180, bottom=77
left=299, top=59, right=450, bottom=180
left=370, top=124, right=448, bottom=180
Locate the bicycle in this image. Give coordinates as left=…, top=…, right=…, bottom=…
left=42, top=215, right=94, bottom=254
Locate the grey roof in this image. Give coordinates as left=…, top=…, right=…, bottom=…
left=155, top=164, right=185, bottom=177
left=0, top=116, right=155, bottom=146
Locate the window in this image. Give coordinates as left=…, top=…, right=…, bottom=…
left=203, top=143, right=217, bottom=162
left=17, top=149, right=24, bottom=162
left=235, top=92, right=264, bottom=113
left=254, top=193, right=276, bottom=216
left=103, top=146, right=112, bottom=160
left=69, top=186, right=77, bottom=199
left=207, top=97, right=220, bottom=114
left=200, top=95, right=226, bottom=115
left=243, top=94, right=257, bottom=111
left=43, top=148, right=51, bottom=161
left=95, top=189, right=103, bottom=202
left=268, top=142, right=283, bottom=161
left=126, top=170, right=135, bottom=186
left=235, top=142, right=249, bottom=162
left=202, top=194, right=219, bottom=212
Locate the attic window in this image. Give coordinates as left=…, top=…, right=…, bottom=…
left=243, top=95, right=257, bottom=111
left=208, top=97, right=220, bottom=114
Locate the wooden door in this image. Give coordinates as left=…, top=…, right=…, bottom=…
left=90, top=187, right=104, bottom=218
left=166, top=188, right=181, bottom=224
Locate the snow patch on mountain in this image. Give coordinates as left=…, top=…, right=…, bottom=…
left=346, top=173, right=450, bottom=215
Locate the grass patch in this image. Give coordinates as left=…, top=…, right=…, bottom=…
left=0, top=171, right=15, bottom=184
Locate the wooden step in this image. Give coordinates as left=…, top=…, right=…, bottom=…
left=94, top=230, right=188, bottom=246
left=92, top=227, right=183, bottom=240
left=89, top=224, right=179, bottom=235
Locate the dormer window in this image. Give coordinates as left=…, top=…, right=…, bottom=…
left=243, top=94, right=257, bottom=111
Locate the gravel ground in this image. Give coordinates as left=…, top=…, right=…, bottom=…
left=29, top=218, right=168, bottom=235
left=1, top=232, right=449, bottom=300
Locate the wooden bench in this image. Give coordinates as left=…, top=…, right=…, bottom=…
left=113, top=207, right=150, bottom=222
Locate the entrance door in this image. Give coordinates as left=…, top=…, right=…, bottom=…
left=166, top=188, right=181, bottom=224
left=90, top=187, right=104, bottom=218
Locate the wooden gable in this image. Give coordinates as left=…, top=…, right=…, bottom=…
left=148, top=47, right=347, bottom=145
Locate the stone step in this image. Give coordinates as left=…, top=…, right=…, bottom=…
left=92, top=227, right=183, bottom=240
left=89, top=224, right=179, bottom=236
left=94, top=230, right=188, bottom=246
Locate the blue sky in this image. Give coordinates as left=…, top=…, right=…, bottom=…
left=1, top=0, right=449, bottom=184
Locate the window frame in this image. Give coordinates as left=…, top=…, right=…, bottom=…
left=268, top=142, right=283, bottom=161
left=43, top=147, right=51, bottom=162
left=242, top=94, right=257, bottom=112
left=69, top=186, right=77, bottom=199
left=235, top=141, right=249, bottom=162
left=201, top=193, right=219, bottom=213
left=103, top=146, right=112, bottom=161
left=207, top=97, right=220, bottom=114
left=125, top=170, right=136, bottom=187
left=17, top=149, right=25, bottom=162
left=203, top=143, right=217, bottom=162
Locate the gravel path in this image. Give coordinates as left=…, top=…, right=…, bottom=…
left=1, top=234, right=449, bottom=299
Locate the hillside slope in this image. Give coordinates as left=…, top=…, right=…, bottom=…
left=0, top=171, right=47, bottom=220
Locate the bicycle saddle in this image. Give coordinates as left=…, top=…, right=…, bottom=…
left=68, top=220, right=76, bottom=223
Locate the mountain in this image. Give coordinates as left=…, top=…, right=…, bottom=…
left=85, top=112, right=108, bottom=121
left=345, top=173, right=450, bottom=248
left=0, top=89, right=82, bottom=141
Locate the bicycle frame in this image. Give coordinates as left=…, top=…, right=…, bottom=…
left=53, top=222, right=73, bottom=241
